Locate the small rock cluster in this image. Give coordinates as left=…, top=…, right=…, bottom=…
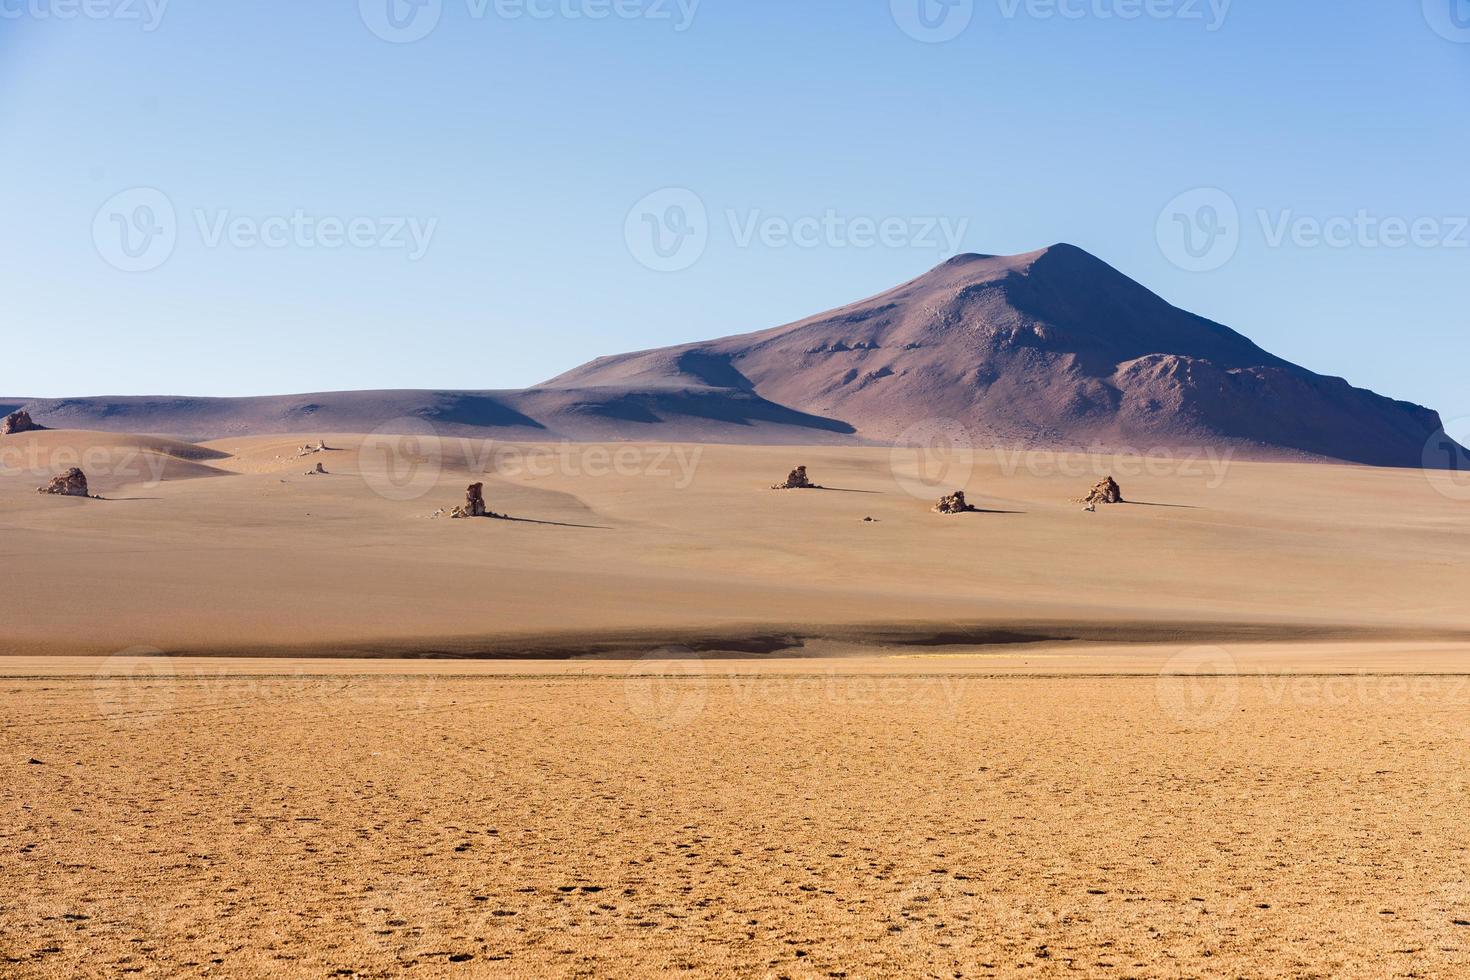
left=2, top=410, right=42, bottom=436
left=1081, top=476, right=1123, bottom=511
left=772, top=466, right=819, bottom=490
left=36, top=468, right=92, bottom=498
left=933, top=490, right=978, bottom=515
left=305, top=462, right=328, bottom=476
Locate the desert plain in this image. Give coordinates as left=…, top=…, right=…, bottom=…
left=4, top=429, right=1470, bottom=977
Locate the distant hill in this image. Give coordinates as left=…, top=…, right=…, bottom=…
left=4, top=245, right=1456, bottom=466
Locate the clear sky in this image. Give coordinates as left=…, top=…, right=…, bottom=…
left=3, top=1, right=1467, bottom=425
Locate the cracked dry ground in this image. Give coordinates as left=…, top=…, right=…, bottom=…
left=4, top=671, right=1470, bottom=978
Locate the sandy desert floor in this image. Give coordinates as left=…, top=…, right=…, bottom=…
left=4, top=431, right=1470, bottom=976
left=2, top=430, right=1470, bottom=656
left=5, top=655, right=1470, bottom=978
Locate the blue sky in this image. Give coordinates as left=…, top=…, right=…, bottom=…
left=2, top=1, right=1467, bottom=424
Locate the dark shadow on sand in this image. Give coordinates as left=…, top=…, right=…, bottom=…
left=494, top=515, right=613, bottom=530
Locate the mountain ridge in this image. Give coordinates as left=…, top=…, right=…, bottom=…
left=4, top=246, right=1455, bottom=466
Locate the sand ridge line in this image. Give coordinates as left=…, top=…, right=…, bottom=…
left=30, top=618, right=1470, bottom=661
left=13, top=671, right=1470, bottom=682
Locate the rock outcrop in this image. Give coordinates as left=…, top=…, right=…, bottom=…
left=772, top=466, right=818, bottom=490
left=1082, top=477, right=1123, bottom=508
left=2, top=410, right=42, bottom=435
left=448, top=483, right=491, bottom=519
left=36, top=468, right=90, bottom=497
left=934, top=490, right=978, bottom=514
left=305, top=462, right=327, bottom=475
left=465, top=483, right=487, bottom=517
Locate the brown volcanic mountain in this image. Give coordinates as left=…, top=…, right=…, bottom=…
left=3, top=245, right=1453, bottom=465
left=544, top=244, right=1447, bottom=465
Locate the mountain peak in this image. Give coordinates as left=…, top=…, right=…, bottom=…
left=931, top=243, right=1113, bottom=283
left=541, top=247, right=1447, bottom=466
